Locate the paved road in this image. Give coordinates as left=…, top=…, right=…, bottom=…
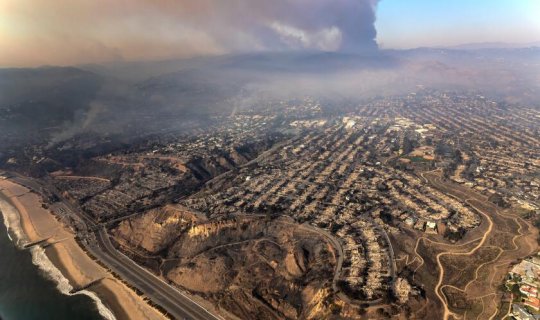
left=92, top=228, right=219, bottom=320
left=5, top=171, right=220, bottom=320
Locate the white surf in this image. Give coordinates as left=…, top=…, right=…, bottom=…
left=0, top=196, right=116, bottom=320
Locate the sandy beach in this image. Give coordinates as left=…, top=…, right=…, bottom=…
left=0, top=178, right=166, bottom=320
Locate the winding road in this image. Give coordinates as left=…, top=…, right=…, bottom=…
left=418, top=170, right=536, bottom=320
left=432, top=198, right=494, bottom=320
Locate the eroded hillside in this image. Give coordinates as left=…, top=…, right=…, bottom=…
left=114, top=210, right=339, bottom=319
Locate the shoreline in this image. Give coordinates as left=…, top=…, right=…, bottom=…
left=29, top=244, right=117, bottom=320
left=0, top=178, right=165, bottom=320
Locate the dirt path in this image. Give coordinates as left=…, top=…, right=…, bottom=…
left=416, top=170, right=538, bottom=320
left=432, top=197, right=494, bottom=320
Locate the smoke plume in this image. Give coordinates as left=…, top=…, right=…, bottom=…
left=1, top=0, right=380, bottom=66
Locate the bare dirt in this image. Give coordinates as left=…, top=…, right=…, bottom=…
left=393, top=170, right=539, bottom=320
left=114, top=212, right=341, bottom=319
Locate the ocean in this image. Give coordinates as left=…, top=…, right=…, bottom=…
left=0, top=196, right=109, bottom=320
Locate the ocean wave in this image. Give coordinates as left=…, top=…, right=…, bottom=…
left=30, top=246, right=117, bottom=320
left=0, top=196, right=28, bottom=247
left=0, top=196, right=116, bottom=320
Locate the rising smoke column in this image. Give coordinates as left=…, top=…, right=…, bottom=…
left=264, top=0, right=381, bottom=53
left=183, top=0, right=381, bottom=53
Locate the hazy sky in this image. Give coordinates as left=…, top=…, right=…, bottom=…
left=376, top=0, right=540, bottom=48
left=1, top=0, right=539, bottom=67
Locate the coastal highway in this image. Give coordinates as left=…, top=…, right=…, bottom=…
left=92, top=228, right=220, bottom=320
left=4, top=172, right=220, bottom=320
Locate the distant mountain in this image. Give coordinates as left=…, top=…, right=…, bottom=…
left=443, top=41, right=540, bottom=50
left=0, top=67, right=102, bottom=109
left=80, top=51, right=398, bottom=82
left=1, top=48, right=538, bottom=152
left=0, top=67, right=106, bottom=154
left=0, top=67, right=103, bottom=126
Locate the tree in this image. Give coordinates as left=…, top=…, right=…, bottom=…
left=402, top=137, right=416, bottom=154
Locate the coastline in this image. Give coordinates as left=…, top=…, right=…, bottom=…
left=0, top=178, right=165, bottom=320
